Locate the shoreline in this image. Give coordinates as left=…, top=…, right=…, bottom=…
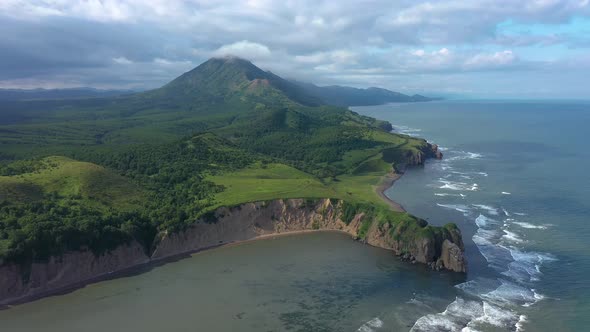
left=0, top=229, right=356, bottom=309
left=376, top=170, right=407, bottom=213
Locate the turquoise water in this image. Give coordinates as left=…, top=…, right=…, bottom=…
left=354, top=100, right=590, bottom=331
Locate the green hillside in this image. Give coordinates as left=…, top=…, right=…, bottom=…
left=0, top=56, right=446, bottom=265
left=0, top=156, right=145, bottom=209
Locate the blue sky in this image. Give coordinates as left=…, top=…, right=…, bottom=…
left=1, top=0, right=590, bottom=99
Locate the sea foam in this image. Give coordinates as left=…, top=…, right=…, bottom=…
left=475, top=214, right=501, bottom=228
left=411, top=297, right=522, bottom=332
left=437, top=203, right=472, bottom=216
left=357, top=317, right=383, bottom=332
left=501, top=229, right=524, bottom=243
left=513, top=221, right=549, bottom=230
left=410, top=297, right=483, bottom=332
left=502, top=248, right=557, bottom=283
left=473, top=204, right=499, bottom=215
left=438, top=179, right=479, bottom=191
left=482, top=279, right=540, bottom=306
left=445, top=151, right=484, bottom=161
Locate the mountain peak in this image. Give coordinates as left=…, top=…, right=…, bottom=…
left=210, top=55, right=251, bottom=63
left=149, top=56, right=322, bottom=107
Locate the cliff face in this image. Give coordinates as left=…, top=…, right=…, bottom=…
left=152, top=199, right=368, bottom=260
left=0, top=198, right=466, bottom=305
left=0, top=241, right=149, bottom=305
left=404, top=143, right=443, bottom=166
left=429, top=143, right=444, bottom=160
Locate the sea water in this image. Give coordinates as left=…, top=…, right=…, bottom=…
left=355, top=100, right=590, bottom=331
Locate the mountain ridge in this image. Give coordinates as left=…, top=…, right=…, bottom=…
left=0, top=56, right=437, bottom=107
left=291, top=80, right=438, bottom=107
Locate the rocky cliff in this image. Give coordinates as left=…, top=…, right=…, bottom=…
left=0, top=241, right=149, bottom=306
left=402, top=142, right=443, bottom=166
left=0, top=198, right=466, bottom=305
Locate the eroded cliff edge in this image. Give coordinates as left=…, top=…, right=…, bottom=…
left=152, top=198, right=466, bottom=273
left=0, top=141, right=466, bottom=305
left=0, top=197, right=465, bottom=305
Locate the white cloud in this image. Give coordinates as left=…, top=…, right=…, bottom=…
left=437, top=48, right=450, bottom=56
left=113, top=56, right=133, bottom=65
left=153, top=58, right=192, bottom=67
left=294, top=53, right=328, bottom=64
left=214, top=40, right=271, bottom=59
left=1, top=0, right=590, bottom=97
left=412, top=50, right=426, bottom=57
left=464, top=50, right=518, bottom=69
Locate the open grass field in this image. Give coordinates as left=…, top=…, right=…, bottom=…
left=206, top=163, right=337, bottom=207
left=207, top=149, right=394, bottom=211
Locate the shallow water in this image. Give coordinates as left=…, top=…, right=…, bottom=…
left=0, top=232, right=465, bottom=332
left=355, top=100, right=590, bottom=331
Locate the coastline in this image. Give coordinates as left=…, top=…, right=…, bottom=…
left=376, top=170, right=407, bottom=213
left=1, top=165, right=446, bottom=308
left=0, top=229, right=355, bottom=309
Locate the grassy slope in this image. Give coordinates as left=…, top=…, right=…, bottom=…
left=207, top=138, right=408, bottom=211
left=0, top=156, right=145, bottom=211
left=207, top=163, right=336, bottom=206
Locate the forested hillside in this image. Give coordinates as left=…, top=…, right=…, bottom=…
left=0, top=57, right=445, bottom=266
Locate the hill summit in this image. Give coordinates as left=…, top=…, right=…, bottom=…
left=148, top=56, right=322, bottom=107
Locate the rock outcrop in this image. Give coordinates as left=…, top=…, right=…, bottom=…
left=378, top=121, right=394, bottom=132
left=439, top=240, right=467, bottom=273
left=429, top=143, right=444, bottom=160
left=0, top=198, right=466, bottom=305
left=404, top=142, right=443, bottom=166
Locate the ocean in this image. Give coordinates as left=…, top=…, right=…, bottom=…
left=355, top=100, right=590, bottom=331
left=0, top=100, right=587, bottom=331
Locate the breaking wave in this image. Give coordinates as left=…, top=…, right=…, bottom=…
left=410, top=297, right=523, bottom=332
left=445, top=151, right=484, bottom=161
left=438, top=179, right=479, bottom=191
left=393, top=125, right=423, bottom=136
left=473, top=204, right=499, bottom=215
left=411, top=144, right=556, bottom=332
left=357, top=317, right=383, bottom=332
left=501, top=229, right=524, bottom=244
left=437, top=204, right=472, bottom=216
left=513, top=221, right=550, bottom=230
